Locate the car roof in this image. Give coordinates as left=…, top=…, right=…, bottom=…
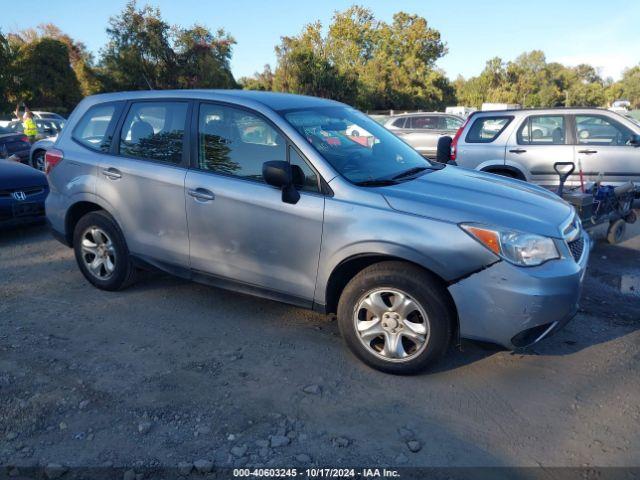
left=390, top=112, right=455, bottom=118
left=474, top=107, right=614, bottom=115
left=81, top=89, right=345, bottom=111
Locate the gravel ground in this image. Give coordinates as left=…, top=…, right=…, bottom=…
left=0, top=221, right=639, bottom=475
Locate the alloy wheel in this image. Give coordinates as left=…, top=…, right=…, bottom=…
left=80, top=227, right=116, bottom=280
left=353, top=288, right=429, bottom=362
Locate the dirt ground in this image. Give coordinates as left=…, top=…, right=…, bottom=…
left=0, top=220, right=639, bottom=476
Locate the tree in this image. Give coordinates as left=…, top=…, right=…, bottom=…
left=99, top=1, right=236, bottom=91
left=0, top=31, right=14, bottom=113
left=174, top=25, right=236, bottom=89
left=614, top=65, right=640, bottom=108
left=253, top=6, right=452, bottom=110
left=239, top=64, right=274, bottom=91
left=11, top=37, right=82, bottom=112
left=100, top=1, right=176, bottom=90
left=454, top=51, right=608, bottom=108
left=10, top=23, right=103, bottom=96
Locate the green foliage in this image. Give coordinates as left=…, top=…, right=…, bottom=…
left=249, top=6, right=453, bottom=111
left=0, top=31, right=14, bottom=113
left=612, top=66, right=640, bottom=108
left=99, top=1, right=236, bottom=91
left=238, top=65, right=274, bottom=91
left=12, top=37, right=83, bottom=113
left=454, top=51, right=617, bottom=109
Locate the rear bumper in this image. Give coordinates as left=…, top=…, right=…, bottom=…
left=448, top=234, right=590, bottom=349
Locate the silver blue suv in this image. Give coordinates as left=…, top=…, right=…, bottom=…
left=45, top=90, right=589, bottom=374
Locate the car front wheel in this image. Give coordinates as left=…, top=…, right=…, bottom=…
left=337, top=261, right=453, bottom=374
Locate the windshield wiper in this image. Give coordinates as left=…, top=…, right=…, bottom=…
left=354, top=179, right=399, bottom=187
left=391, top=166, right=430, bottom=180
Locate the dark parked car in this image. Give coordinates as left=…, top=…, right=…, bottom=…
left=6, top=119, right=65, bottom=141
left=0, top=127, right=31, bottom=164
left=0, top=159, right=49, bottom=228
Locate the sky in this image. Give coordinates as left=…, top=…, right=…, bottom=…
left=2, top=0, right=639, bottom=81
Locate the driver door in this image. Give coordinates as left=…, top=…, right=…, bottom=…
left=184, top=102, right=325, bottom=304
left=573, top=114, right=640, bottom=185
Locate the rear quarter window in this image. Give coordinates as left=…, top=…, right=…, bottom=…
left=72, top=102, right=123, bottom=152
left=465, top=116, right=513, bottom=143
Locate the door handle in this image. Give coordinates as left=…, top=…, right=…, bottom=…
left=102, top=167, right=122, bottom=180
left=188, top=188, right=215, bottom=202
left=578, top=149, right=598, bottom=154
left=509, top=148, right=527, bottom=154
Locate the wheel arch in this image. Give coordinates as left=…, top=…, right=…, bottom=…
left=322, top=253, right=459, bottom=342
left=64, top=200, right=106, bottom=245
left=480, top=163, right=528, bottom=180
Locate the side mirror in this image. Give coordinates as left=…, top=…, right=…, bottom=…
left=262, top=160, right=300, bottom=205
left=630, top=134, right=640, bottom=147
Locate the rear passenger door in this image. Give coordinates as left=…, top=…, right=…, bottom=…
left=505, top=114, right=573, bottom=186
left=96, top=100, right=191, bottom=266
left=184, top=102, right=324, bottom=304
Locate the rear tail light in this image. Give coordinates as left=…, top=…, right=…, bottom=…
left=44, top=148, right=64, bottom=174
left=20, top=135, right=29, bottom=144
left=450, top=116, right=472, bottom=161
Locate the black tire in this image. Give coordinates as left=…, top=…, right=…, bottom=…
left=606, top=219, right=626, bottom=244
left=31, top=149, right=46, bottom=171
left=73, top=211, right=136, bottom=291
left=337, top=261, right=453, bottom=374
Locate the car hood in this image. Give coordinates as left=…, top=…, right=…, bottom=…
left=380, top=166, right=573, bottom=238
left=0, top=159, right=48, bottom=189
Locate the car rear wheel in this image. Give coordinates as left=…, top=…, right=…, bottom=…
left=337, top=261, right=453, bottom=374
left=73, top=211, right=136, bottom=291
left=31, top=149, right=46, bottom=171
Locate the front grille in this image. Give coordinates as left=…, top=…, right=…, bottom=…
left=568, top=235, right=584, bottom=262
left=0, top=186, right=45, bottom=198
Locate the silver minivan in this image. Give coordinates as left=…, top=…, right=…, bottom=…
left=449, top=108, right=640, bottom=187
left=45, top=90, right=589, bottom=374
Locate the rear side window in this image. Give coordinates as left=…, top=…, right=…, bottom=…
left=518, top=115, right=566, bottom=145
left=392, top=118, right=406, bottom=128
left=410, top=116, right=440, bottom=129
left=119, top=102, right=188, bottom=164
left=466, top=116, right=513, bottom=143
left=72, top=103, right=120, bottom=152
left=197, top=103, right=285, bottom=182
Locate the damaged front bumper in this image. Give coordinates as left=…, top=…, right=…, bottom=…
left=448, top=233, right=590, bottom=349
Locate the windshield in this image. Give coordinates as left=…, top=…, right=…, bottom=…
left=279, top=106, right=433, bottom=184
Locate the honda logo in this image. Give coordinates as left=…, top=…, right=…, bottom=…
left=12, top=191, right=27, bottom=201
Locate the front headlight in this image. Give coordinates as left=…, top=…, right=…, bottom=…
left=460, top=224, right=559, bottom=267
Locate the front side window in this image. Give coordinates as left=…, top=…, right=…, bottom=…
left=119, top=102, right=188, bottom=163
left=575, top=115, right=633, bottom=146
left=280, top=106, right=431, bottom=184
left=72, top=103, right=119, bottom=152
left=518, top=115, right=566, bottom=145
left=466, top=116, right=513, bottom=143
left=198, top=104, right=285, bottom=182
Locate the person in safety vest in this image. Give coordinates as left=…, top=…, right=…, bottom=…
left=14, top=103, right=38, bottom=143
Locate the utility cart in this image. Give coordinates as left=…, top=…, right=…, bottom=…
left=554, top=162, right=638, bottom=244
